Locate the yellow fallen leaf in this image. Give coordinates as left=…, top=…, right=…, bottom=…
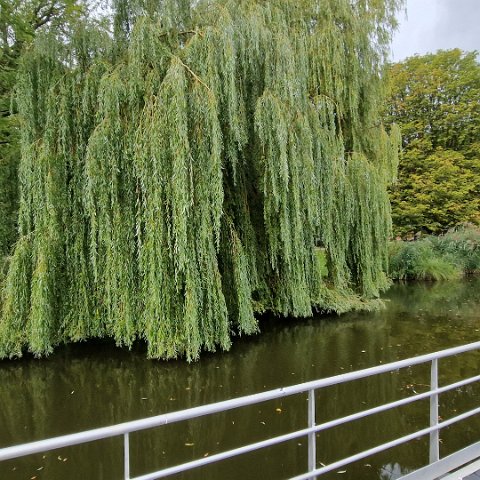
left=185, top=443, right=194, bottom=447
left=275, top=408, right=282, bottom=413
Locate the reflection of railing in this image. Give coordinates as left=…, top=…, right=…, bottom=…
left=1, top=342, right=480, bottom=480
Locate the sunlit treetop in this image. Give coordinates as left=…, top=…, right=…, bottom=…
left=386, top=49, right=480, bottom=235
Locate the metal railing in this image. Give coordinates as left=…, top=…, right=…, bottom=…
left=2, top=341, right=480, bottom=479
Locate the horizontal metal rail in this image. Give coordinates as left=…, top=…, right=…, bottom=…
left=1, top=340, right=480, bottom=479
left=400, top=442, right=480, bottom=480
left=291, top=406, right=480, bottom=480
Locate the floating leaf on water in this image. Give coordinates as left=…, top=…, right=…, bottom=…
left=185, top=443, right=194, bottom=447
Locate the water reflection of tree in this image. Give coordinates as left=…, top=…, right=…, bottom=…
left=386, top=277, right=480, bottom=321
left=0, top=320, right=415, bottom=479
left=0, top=278, right=479, bottom=479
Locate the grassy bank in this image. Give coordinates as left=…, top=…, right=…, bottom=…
left=389, top=225, right=480, bottom=281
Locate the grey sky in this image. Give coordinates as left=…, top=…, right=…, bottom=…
left=390, top=0, right=480, bottom=61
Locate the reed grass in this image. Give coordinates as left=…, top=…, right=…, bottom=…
left=389, top=224, right=480, bottom=281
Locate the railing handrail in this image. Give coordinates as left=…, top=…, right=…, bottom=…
left=1, top=340, right=480, bottom=478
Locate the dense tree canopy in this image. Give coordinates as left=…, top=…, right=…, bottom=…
left=0, top=0, right=402, bottom=360
left=0, top=0, right=88, bottom=261
left=386, top=49, right=480, bottom=236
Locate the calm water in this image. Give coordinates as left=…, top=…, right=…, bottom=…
left=1, top=277, right=480, bottom=480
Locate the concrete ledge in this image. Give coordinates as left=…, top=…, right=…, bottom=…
left=399, top=441, right=480, bottom=480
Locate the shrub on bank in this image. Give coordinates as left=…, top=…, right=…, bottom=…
left=389, top=225, right=480, bottom=280
left=428, top=225, right=480, bottom=274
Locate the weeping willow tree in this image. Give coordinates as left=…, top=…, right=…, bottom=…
left=0, top=0, right=403, bottom=360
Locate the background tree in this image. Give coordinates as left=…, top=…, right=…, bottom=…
left=386, top=49, right=480, bottom=236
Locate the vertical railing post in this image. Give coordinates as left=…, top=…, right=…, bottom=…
left=308, top=389, right=316, bottom=477
left=124, top=433, right=130, bottom=480
left=429, top=358, right=440, bottom=464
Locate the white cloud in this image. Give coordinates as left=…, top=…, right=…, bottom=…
left=390, top=0, right=480, bottom=62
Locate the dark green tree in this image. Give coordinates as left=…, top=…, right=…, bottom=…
left=0, top=0, right=402, bottom=360
left=386, top=49, right=480, bottom=236
left=0, top=0, right=87, bottom=263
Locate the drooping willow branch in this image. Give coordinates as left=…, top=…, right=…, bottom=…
left=174, top=56, right=212, bottom=92
left=0, top=0, right=404, bottom=360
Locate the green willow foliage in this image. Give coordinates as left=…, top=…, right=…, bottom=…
left=0, top=0, right=402, bottom=360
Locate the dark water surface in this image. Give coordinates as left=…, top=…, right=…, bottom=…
left=1, top=277, right=480, bottom=480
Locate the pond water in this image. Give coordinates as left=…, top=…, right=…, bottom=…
left=1, top=277, right=480, bottom=480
